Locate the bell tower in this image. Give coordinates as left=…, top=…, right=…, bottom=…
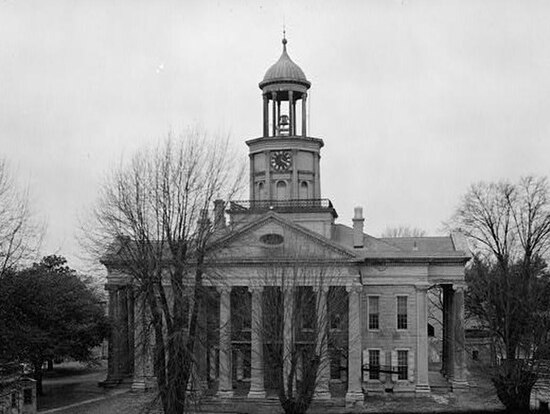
left=246, top=35, right=325, bottom=202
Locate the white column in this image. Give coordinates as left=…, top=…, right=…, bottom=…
left=345, top=284, right=364, bottom=404
left=132, top=293, right=155, bottom=391
left=217, top=286, right=233, bottom=398
left=248, top=286, right=266, bottom=398
left=314, top=286, right=331, bottom=399
left=451, top=285, right=468, bottom=390
left=415, top=284, right=431, bottom=393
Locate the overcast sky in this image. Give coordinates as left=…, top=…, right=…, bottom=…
left=2, top=0, right=550, bottom=271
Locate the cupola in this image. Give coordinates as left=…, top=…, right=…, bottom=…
left=259, top=35, right=311, bottom=138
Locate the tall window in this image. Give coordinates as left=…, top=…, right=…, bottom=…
left=257, top=181, right=265, bottom=200
left=368, top=350, right=380, bottom=380
left=368, top=296, right=379, bottom=330
left=397, top=296, right=408, bottom=330
left=299, top=181, right=309, bottom=199
left=276, top=180, right=287, bottom=200
left=397, top=350, right=408, bottom=380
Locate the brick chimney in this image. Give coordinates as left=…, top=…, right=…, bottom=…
left=353, top=206, right=364, bottom=248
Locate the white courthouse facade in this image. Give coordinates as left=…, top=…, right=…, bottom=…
left=103, top=38, right=470, bottom=401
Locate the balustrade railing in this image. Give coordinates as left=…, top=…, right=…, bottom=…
left=228, top=198, right=334, bottom=213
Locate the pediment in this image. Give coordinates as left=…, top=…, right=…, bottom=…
left=209, top=212, right=356, bottom=263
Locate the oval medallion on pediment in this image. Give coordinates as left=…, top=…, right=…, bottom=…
left=260, top=233, right=284, bottom=246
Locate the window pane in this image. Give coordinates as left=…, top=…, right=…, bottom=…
left=369, top=350, right=380, bottom=380
left=397, top=296, right=408, bottom=329
left=397, top=350, right=408, bottom=380
left=368, top=296, right=379, bottom=313
left=368, top=296, right=379, bottom=330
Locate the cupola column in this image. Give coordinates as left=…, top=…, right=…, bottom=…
left=271, top=92, right=277, bottom=137
left=263, top=94, right=269, bottom=137
left=277, top=99, right=281, bottom=135
left=289, top=91, right=295, bottom=136
left=301, top=93, right=307, bottom=137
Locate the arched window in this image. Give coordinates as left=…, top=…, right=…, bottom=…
left=299, top=181, right=309, bottom=199
left=257, top=181, right=265, bottom=200
left=276, top=181, right=287, bottom=200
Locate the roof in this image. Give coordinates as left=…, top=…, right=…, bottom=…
left=260, top=38, right=309, bottom=87
left=331, top=223, right=471, bottom=261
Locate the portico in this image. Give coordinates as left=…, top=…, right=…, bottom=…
left=102, top=35, right=471, bottom=404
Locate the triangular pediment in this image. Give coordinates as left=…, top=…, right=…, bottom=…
left=209, top=212, right=356, bottom=263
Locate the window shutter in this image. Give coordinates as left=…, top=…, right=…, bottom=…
left=408, top=350, right=414, bottom=382
left=362, top=349, right=368, bottom=383
left=391, top=350, right=398, bottom=382
left=380, top=349, right=386, bottom=382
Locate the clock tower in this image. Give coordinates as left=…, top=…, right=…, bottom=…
left=247, top=36, right=324, bottom=202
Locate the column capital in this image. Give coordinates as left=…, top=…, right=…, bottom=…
left=452, top=283, right=467, bottom=293
left=346, top=284, right=363, bottom=293
left=249, top=285, right=264, bottom=293
left=215, top=285, right=232, bottom=295
left=313, top=285, right=330, bottom=293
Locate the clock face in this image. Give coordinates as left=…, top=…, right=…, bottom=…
left=271, top=151, right=292, bottom=172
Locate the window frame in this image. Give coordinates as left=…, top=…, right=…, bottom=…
left=396, top=295, right=408, bottom=330
left=368, top=349, right=381, bottom=380
left=397, top=349, right=408, bottom=380
left=367, top=295, right=380, bottom=331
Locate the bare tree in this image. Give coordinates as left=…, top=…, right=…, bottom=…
left=0, top=159, right=41, bottom=277
left=86, top=130, right=245, bottom=414
left=451, top=176, right=550, bottom=410
left=380, top=225, right=426, bottom=238
left=251, top=244, right=347, bottom=414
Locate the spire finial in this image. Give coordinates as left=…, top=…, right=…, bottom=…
left=282, top=26, right=287, bottom=48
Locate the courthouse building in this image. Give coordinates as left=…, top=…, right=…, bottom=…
left=103, top=37, right=470, bottom=401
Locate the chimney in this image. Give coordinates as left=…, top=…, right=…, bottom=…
left=353, top=206, right=364, bottom=248
left=214, top=199, right=226, bottom=230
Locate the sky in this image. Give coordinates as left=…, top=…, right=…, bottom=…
left=1, top=0, right=550, bottom=272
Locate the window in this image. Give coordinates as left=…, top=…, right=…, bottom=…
left=368, top=296, right=379, bottom=330
left=397, top=296, right=408, bottom=330
left=299, top=181, right=309, bottom=199
left=368, top=350, right=380, bottom=380
left=397, top=350, right=408, bottom=380
left=472, top=350, right=479, bottom=361
left=257, top=181, right=265, bottom=200
left=11, top=392, right=17, bottom=408
left=276, top=180, right=287, bottom=200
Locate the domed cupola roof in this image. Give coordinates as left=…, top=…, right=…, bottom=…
left=259, top=37, right=311, bottom=90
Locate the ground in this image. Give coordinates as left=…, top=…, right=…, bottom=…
left=37, top=362, right=507, bottom=413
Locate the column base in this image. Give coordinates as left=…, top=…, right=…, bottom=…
left=345, top=391, right=364, bottom=405
left=451, top=380, right=468, bottom=391
left=216, top=390, right=234, bottom=399
left=415, top=384, right=431, bottom=393
left=313, top=389, right=331, bottom=400
left=247, top=389, right=267, bottom=399
left=99, top=375, right=123, bottom=388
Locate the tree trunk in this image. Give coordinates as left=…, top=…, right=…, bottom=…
left=33, top=361, right=43, bottom=396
